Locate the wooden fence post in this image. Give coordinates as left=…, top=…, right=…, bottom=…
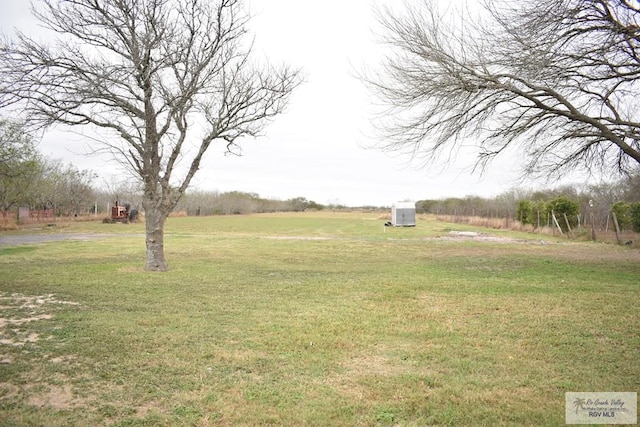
left=563, top=213, right=574, bottom=239
left=552, top=210, right=563, bottom=235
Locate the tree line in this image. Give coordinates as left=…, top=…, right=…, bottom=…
left=3, top=116, right=640, bottom=233
left=1, top=118, right=331, bottom=218
left=0, top=119, right=91, bottom=217
left=417, top=177, right=640, bottom=232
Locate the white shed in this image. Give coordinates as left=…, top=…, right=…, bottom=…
left=391, top=202, right=416, bottom=227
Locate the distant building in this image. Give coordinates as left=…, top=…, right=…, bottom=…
left=391, top=202, right=416, bottom=227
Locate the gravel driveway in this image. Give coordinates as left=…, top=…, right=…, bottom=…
left=0, top=233, right=132, bottom=247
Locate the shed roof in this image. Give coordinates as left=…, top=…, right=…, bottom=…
left=393, top=202, right=416, bottom=209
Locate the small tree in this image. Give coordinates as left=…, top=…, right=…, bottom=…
left=516, top=200, right=533, bottom=225
left=0, top=118, right=41, bottom=212
left=0, top=0, right=302, bottom=271
left=630, top=202, right=640, bottom=232
left=545, top=195, right=580, bottom=232
left=611, top=201, right=631, bottom=229
left=36, top=160, right=97, bottom=216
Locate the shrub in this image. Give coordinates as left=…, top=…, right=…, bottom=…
left=516, top=200, right=533, bottom=225
left=545, top=196, right=580, bottom=232
left=630, top=202, right=640, bottom=233
left=611, top=201, right=631, bottom=229
left=516, top=200, right=546, bottom=228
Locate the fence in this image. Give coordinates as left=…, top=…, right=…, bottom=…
left=434, top=213, right=638, bottom=246
left=1, top=208, right=70, bottom=228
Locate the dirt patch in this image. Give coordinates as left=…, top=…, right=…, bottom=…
left=0, top=314, right=52, bottom=330
left=428, top=230, right=550, bottom=244
left=261, top=235, right=333, bottom=241
left=0, top=293, right=87, bottom=411
left=117, top=266, right=146, bottom=273
left=0, top=293, right=79, bottom=348
left=0, top=378, right=85, bottom=411
left=28, top=384, right=78, bottom=409
left=261, top=231, right=544, bottom=244
left=341, top=354, right=406, bottom=377
left=0, top=233, right=143, bottom=247
left=325, top=345, right=437, bottom=400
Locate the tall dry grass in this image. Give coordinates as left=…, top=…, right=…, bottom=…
left=434, top=214, right=639, bottom=246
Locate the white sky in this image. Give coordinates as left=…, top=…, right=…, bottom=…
left=0, top=0, right=558, bottom=206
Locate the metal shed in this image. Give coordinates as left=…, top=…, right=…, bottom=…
left=391, top=202, right=416, bottom=227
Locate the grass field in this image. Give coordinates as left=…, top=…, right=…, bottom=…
left=0, top=212, right=638, bottom=426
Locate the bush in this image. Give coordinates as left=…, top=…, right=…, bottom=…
left=545, top=196, right=580, bottom=232
left=630, top=202, right=640, bottom=233
left=611, top=201, right=631, bottom=229
left=516, top=199, right=546, bottom=227
left=516, top=200, right=533, bottom=225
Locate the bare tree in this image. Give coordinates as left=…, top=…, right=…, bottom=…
left=0, top=0, right=301, bottom=271
left=365, top=0, right=640, bottom=181
left=36, top=160, right=97, bottom=216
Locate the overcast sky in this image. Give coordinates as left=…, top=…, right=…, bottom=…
left=0, top=0, right=573, bottom=206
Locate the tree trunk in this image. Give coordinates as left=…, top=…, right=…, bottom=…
left=144, top=201, right=168, bottom=271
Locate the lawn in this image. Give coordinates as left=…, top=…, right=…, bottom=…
left=0, top=212, right=638, bottom=426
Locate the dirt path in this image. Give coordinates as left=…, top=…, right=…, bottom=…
left=0, top=233, right=126, bottom=247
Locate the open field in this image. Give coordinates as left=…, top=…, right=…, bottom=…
left=0, top=212, right=638, bottom=426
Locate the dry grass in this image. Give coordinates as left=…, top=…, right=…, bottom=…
left=436, top=213, right=640, bottom=246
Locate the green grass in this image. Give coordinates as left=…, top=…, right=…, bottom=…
left=0, top=212, right=638, bottom=426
